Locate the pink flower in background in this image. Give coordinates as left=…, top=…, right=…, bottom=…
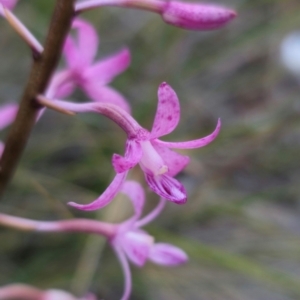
left=38, top=82, right=220, bottom=210
left=0, top=181, right=187, bottom=300
left=0, top=103, right=18, bottom=156
left=58, top=18, right=131, bottom=112
left=0, top=284, right=96, bottom=300
left=111, top=181, right=188, bottom=300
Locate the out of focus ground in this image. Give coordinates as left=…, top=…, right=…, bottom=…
left=1, top=0, right=300, bottom=299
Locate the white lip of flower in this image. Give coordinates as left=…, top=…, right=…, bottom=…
left=157, top=165, right=168, bottom=175
left=139, top=141, right=169, bottom=176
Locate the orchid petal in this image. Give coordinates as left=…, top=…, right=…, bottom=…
left=68, top=172, right=127, bottom=211
left=121, top=180, right=145, bottom=220
left=63, top=36, right=78, bottom=68
left=112, top=244, right=132, bottom=300
left=144, top=173, right=187, bottom=204
left=54, top=81, right=76, bottom=99
left=46, top=70, right=74, bottom=98
left=83, top=84, right=131, bottom=113
left=85, top=48, right=131, bottom=85
left=151, top=141, right=189, bottom=176
left=149, top=243, right=188, bottom=266
left=120, top=230, right=153, bottom=267
left=0, top=103, right=17, bottom=130
left=112, top=139, right=142, bottom=173
left=83, top=293, right=98, bottom=300
left=150, top=82, right=180, bottom=139
left=155, top=118, right=221, bottom=149
left=136, top=198, right=166, bottom=228
left=63, top=19, right=98, bottom=70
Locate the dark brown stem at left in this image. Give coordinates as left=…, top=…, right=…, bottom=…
left=0, top=0, right=75, bottom=199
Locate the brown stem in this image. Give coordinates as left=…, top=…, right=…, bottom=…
left=0, top=0, right=75, bottom=199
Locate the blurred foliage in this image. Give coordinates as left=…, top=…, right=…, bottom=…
left=1, top=0, right=300, bottom=299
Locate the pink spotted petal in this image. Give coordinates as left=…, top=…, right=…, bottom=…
left=120, top=230, right=154, bottom=267
left=85, top=48, right=131, bottom=85
left=68, top=172, right=127, bottom=211
left=155, top=118, right=221, bottom=149
left=63, top=19, right=98, bottom=70
left=162, top=1, right=237, bottom=31
left=144, top=173, right=187, bottom=204
left=83, top=84, right=131, bottom=113
left=150, top=82, right=180, bottom=139
left=0, top=0, right=18, bottom=10
left=151, top=141, right=190, bottom=176
left=0, top=103, right=17, bottom=130
left=149, top=243, right=188, bottom=266
left=121, top=180, right=145, bottom=220
left=112, top=139, right=142, bottom=173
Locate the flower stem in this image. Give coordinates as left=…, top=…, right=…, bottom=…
left=0, top=0, right=75, bottom=199
left=0, top=284, right=43, bottom=300
left=0, top=212, right=117, bottom=237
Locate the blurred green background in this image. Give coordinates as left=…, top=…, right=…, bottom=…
left=1, top=0, right=300, bottom=299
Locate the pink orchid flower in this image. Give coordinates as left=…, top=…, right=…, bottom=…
left=76, top=0, right=236, bottom=31
left=59, top=18, right=131, bottom=112
left=0, top=103, right=18, bottom=156
left=0, top=284, right=96, bottom=300
left=0, top=181, right=187, bottom=300
left=38, top=82, right=220, bottom=209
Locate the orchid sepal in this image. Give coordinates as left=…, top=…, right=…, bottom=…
left=68, top=172, right=128, bottom=211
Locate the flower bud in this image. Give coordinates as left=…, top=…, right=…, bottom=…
left=149, top=243, right=188, bottom=266
left=161, top=1, right=236, bottom=30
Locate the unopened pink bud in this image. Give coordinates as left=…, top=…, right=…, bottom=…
left=161, top=1, right=236, bottom=30
left=149, top=243, right=188, bottom=266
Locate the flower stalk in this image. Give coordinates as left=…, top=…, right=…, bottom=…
left=75, top=0, right=236, bottom=31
